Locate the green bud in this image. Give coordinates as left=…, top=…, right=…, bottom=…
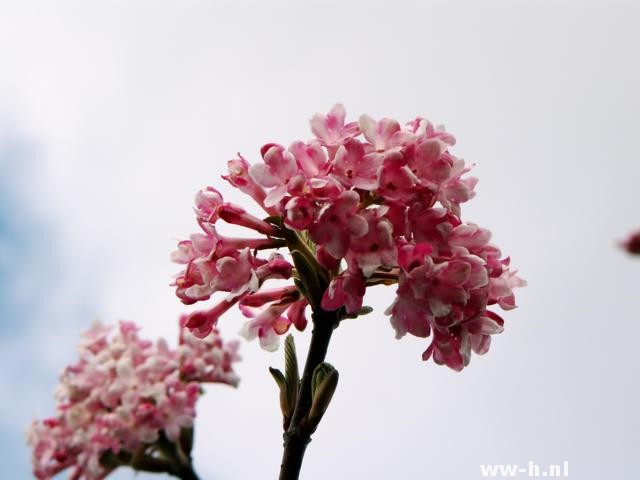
left=344, top=305, right=374, bottom=319
left=268, top=367, right=290, bottom=419
left=284, top=335, right=300, bottom=425
left=308, top=362, right=339, bottom=431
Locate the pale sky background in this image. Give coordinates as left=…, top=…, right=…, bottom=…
left=1, top=1, right=639, bottom=479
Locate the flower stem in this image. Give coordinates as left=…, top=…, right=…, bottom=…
left=172, top=443, right=200, bottom=480
left=278, top=226, right=342, bottom=479
left=155, top=431, right=201, bottom=480
left=279, top=306, right=339, bottom=480
left=172, top=463, right=200, bottom=480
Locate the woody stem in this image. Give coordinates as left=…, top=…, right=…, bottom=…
left=278, top=229, right=341, bottom=479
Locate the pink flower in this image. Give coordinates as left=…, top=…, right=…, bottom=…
left=376, top=150, right=418, bottom=202
left=183, top=296, right=241, bottom=338
left=386, top=287, right=432, bottom=339
left=240, top=286, right=299, bottom=307
left=179, top=319, right=241, bottom=385
left=310, top=103, right=360, bottom=147
left=406, top=117, right=457, bottom=146
left=408, top=138, right=451, bottom=186
left=321, top=270, right=366, bottom=314
left=236, top=287, right=307, bottom=349
left=289, top=140, right=329, bottom=177
left=27, top=320, right=239, bottom=480
left=211, top=248, right=259, bottom=295
left=408, top=205, right=460, bottom=254
left=218, top=203, right=280, bottom=236
left=194, top=187, right=224, bottom=223
left=489, top=266, right=527, bottom=310
left=405, top=138, right=478, bottom=216
left=437, top=158, right=478, bottom=216
left=172, top=240, right=259, bottom=304
left=331, top=138, right=382, bottom=190
left=449, top=223, right=493, bottom=253
left=284, top=195, right=317, bottom=230
left=423, top=310, right=505, bottom=371
left=249, top=143, right=300, bottom=208
left=172, top=219, right=288, bottom=305
left=386, top=244, right=434, bottom=338
left=239, top=300, right=295, bottom=351
left=346, top=207, right=397, bottom=277
left=316, top=245, right=341, bottom=271
left=309, top=190, right=368, bottom=259
left=287, top=299, right=309, bottom=331
left=222, top=155, right=269, bottom=212
left=386, top=240, right=514, bottom=370
left=255, top=252, right=294, bottom=282
left=172, top=104, right=524, bottom=369
left=359, top=114, right=415, bottom=152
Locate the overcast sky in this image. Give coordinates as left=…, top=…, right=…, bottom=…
left=1, top=1, right=639, bottom=479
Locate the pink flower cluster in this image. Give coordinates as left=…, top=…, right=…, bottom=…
left=173, top=104, right=524, bottom=370
left=171, top=187, right=302, bottom=351
left=27, top=320, right=239, bottom=480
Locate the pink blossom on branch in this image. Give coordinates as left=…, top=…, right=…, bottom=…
left=309, top=103, right=360, bottom=147
left=222, top=154, right=269, bottom=212
left=171, top=104, right=524, bottom=370
left=27, top=320, right=240, bottom=480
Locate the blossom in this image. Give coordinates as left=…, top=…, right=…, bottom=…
left=346, top=207, right=397, bottom=277
left=239, top=300, right=293, bottom=352
left=358, top=114, right=414, bottom=152
left=376, top=150, right=418, bottom=202
left=331, top=138, right=382, bottom=190
left=222, top=155, right=268, bottom=211
left=309, top=190, right=368, bottom=259
left=408, top=138, right=451, bottom=186
left=172, top=103, right=524, bottom=368
left=321, top=269, right=367, bottom=314
left=183, top=296, right=241, bottom=338
left=171, top=212, right=287, bottom=305
left=310, top=103, right=360, bottom=147
left=289, top=140, right=329, bottom=178
left=489, top=263, right=527, bottom=310
left=27, top=320, right=239, bottom=479
left=178, top=317, right=241, bottom=385
left=249, top=143, right=300, bottom=208
left=284, top=195, right=317, bottom=230
left=237, top=287, right=306, bottom=351
left=194, top=186, right=223, bottom=223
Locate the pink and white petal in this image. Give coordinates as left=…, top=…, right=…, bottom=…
left=289, top=141, right=327, bottom=177
left=345, top=214, right=369, bottom=238
left=263, top=145, right=297, bottom=181
left=437, top=260, right=471, bottom=286
left=264, top=185, right=289, bottom=208
left=258, top=328, right=280, bottom=352
left=249, top=163, right=280, bottom=188
left=321, top=280, right=347, bottom=312
left=328, top=103, right=347, bottom=126
left=470, top=335, right=492, bottom=355
left=358, top=114, right=378, bottom=146
left=428, top=296, right=452, bottom=318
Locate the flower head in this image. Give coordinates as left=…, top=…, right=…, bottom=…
left=172, top=104, right=524, bottom=369
left=27, top=320, right=239, bottom=479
